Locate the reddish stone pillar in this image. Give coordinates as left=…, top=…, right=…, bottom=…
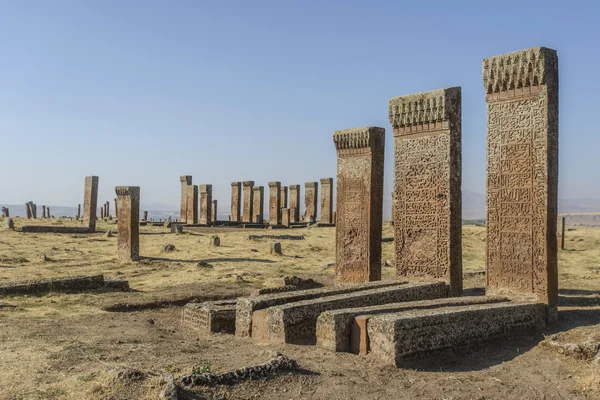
left=305, top=182, right=318, bottom=223
left=320, top=178, right=333, bottom=224
left=115, top=186, right=140, bottom=261
left=180, top=175, right=192, bottom=223
left=231, top=182, right=242, bottom=222
left=268, top=181, right=281, bottom=225
left=253, top=186, right=264, bottom=223
left=242, top=181, right=254, bottom=223
left=187, top=185, right=198, bottom=224
left=333, top=127, right=385, bottom=284
left=84, top=176, right=99, bottom=232
left=200, top=184, right=213, bottom=225
left=289, top=185, right=300, bottom=223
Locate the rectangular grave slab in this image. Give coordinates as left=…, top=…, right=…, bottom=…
left=180, top=176, right=192, bottom=223
left=84, top=176, right=99, bottom=232
left=389, top=88, right=462, bottom=295
left=483, top=47, right=559, bottom=321
left=235, top=280, right=409, bottom=338
left=289, top=185, right=300, bottom=223
left=316, top=295, right=509, bottom=352
left=304, top=182, right=318, bottom=223
left=0, top=275, right=105, bottom=296
left=242, top=181, right=254, bottom=223
left=231, top=182, right=242, bottom=222
left=368, top=302, right=545, bottom=366
left=320, top=178, right=333, bottom=224
left=182, top=300, right=237, bottom=334
left=258, top=281, right=448, bottom=344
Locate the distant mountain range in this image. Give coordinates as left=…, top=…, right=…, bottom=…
left=3, top=194, right=600, bottom=221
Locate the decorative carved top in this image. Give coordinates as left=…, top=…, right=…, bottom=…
left=333, top=127, right=385, bottom=150
left=253, top=186, right=264, bottom=192
left=243, top=181, right=254, bottom=186
left=305, top=182, right=318, bottom=188
left=289, top=185, right=300, bottom=190
left=180, top=176, right=192, bottom=184
left=268, top=181, right=280, bottom=187
left=388, top=87, right=461, bottom=128
left=231, top=181, right=241, bottom=187
left=482, top=46, right=558, bottom=94
left=320, top=178, right=333, bottom=185
left=115, top=186, right=140, bottom=197
left=199, top=184, right=212, bottom=192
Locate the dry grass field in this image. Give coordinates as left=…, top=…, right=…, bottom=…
left=0, top=217, right=599, bottom=399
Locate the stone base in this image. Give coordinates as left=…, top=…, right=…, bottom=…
left=182, top=300, right=237, bottom=334
left=0, top=275, right=106, bottom=295
left=367, top=302, right=545, bottom=366
left=315, top=223, right=335, bottom=228
left=235, top=281, right=409, bottom=338
left=21, top=226, right=91, bottom=233
left=259, top=282, right=448, bottom=344
left=316, top=295, right=509, bottom=353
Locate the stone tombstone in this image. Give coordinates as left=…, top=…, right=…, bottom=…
left=280, top=186, right=288, bottom=208
left=1, top=207, right=8, bottom=218
left=83, top=176, right=99, bottom=232
left=114, top=198, right=118, bottom=220
left=200, top=184, right=213, bottom=225
left=253, top=186, right=265, bottom=224
left=106, top=201, right=110, bottom=219
left=333, top=127, right=385, bottom=284
left=115, top=186, right=140, bottom=261
left=281, top=208, right=290, bottom=227
left=305, top=182, right=318, bottom=223
left=320, top=178, right=334, bottom=224
left=211, top=200, right=217, bottom=222
left=180, top=175, right=192, bottom=223
left=187, top=185, right=198, bottom=224
left=143, top=211, right=148, bottom=221
left=100, top=207, right=104, bottom=220
left=268, top=181, right=281, bottom=225
left=42, top=205, right=46, bottom=219
left=483, top=47, right=559, bottom=316
left=77, top=204, right=81, bottom=219
left=46, top=207, right=50, bottom=218
left=25, top=203, right=31, bottom=219
left=231, top=182, right=242, bottom=222
left=289, top=185, right=300, bottom=223
left=242, top=181, right=254, bottom=223
left=389, top=87, right=463, bottom=295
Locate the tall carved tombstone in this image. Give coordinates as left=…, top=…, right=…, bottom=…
left=280, top=186, right=288, bottom=208
left=77, top=204, right=81, bottom=219
left=242, top=181, right=254, bottom=223
left=253, top=186, right=264, bottom=223
left=483, top=47, right=559, bottom=319
left=42, top=206, right=46, bottom=219
left=231, top=182, right=242, bottom=222
left=305, top=182, right=318, bottom=222
left=46, top=207, right=50, bottom=218
left=211, top=200, right=217, bottom=222
left=25, top=203, right=31, bottom=219
left=180, top=176, right=192, bottom=223
left=389, top=87, right=463, bottom=295
left=289, top=185, right=300, bottom=223
left=114, top=198, right=117, bottom=220
left=187, top=185, right=198, bottom=224
left=115, top=186, right=140, bottom=261
left=83, top=176, right=99, bottom=232
left=281, top=208, right=290, bottom=227
left=333, top=127, right=385, bottom=284
left=268, top=181, right=281, bottom=225
left=200, top=184, right=213, bottom=225
left=100, top=207, right=104, bottom=219
left=106, top=201, right=110, bottom=218
left=320, top=178, right=333, bottom=224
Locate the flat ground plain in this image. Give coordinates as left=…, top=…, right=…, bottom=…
left=0, top=218, right=599, bottom=399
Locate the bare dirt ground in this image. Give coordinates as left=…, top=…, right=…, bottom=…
left=1, top=218, right=599, bottom=399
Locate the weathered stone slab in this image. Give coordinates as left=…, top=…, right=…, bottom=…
left=115, top=186, right=140, bottom=261
left=268, top=181, right=281, bottom=225
left=211, top=200, right=217, bottom=222
left=242, top=181, right=254, bottom=223
left=21, top=226, right=90, bottom=233
left=389, top=87, right=462, bottom=296
left=333, top=127, right=385, bottom=284
left=289, top=185, right=300, bottom=223
left=304, top=182, right=318, bottom=223
left=84, top=176, right=99, bottom=232
left=320, top=178, right=333, bottom=224
left=235, top=280, right=408, bottom=338
left=182, top=300, right=237, bottom=334
left=483, top=47, right=559, bottom=320
left=0, top=275, right=105, bottom=296
left=180, top=176, right=192, bottom=223
left=231, top=182, right=242, bottom=222
left=199, top=184, right=212, bottom=225
left=258, top=282, right=447, bottom=344
left=315, top=295, right=508, bottom=353
left=368, top=302, right=545, bottom=366
left=280, top=186, right=288, bottom=209
left=252, top=186, right=264, bottom=223
left=186, top=185, right=198, bottom=224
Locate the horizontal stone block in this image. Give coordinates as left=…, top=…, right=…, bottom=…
left=182, top=300, right=237, bottom=335
left=260, top=282, right=448, bottom=344
left=316, top=295, right=509, bottom=353
left=235, top=280, right=408, bottom=338
left=0, top=275, right=105, bottom=296
left=368, top=302, right=545, bottom=366
left=21, top=226, right=91, bottom=233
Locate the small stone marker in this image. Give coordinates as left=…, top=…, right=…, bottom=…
left=210, top=235, right=220, bottom=247
left=270, top=242, right=282, bottom=255
left=5, top=218, right=14, bottom=230
left=281, top=208, right=290, bottom=227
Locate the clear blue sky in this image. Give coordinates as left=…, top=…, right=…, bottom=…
left=1, top=1, right=598, bottom=210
